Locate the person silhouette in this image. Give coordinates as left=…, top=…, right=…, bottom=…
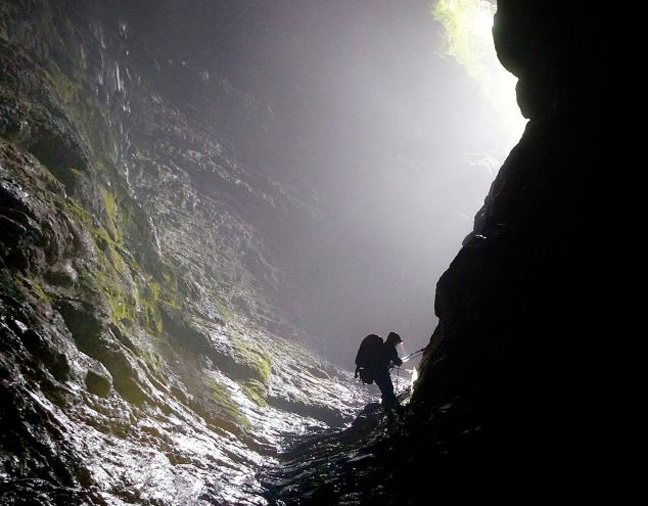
left=372, top=332, right=403, bottom=412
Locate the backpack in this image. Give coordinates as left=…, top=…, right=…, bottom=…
left=354, top=334, right=383, bottom=384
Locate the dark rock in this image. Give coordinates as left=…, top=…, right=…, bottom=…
left=161, top=309, right=212, bottom=355
left=43, top=351, right=71, bottom=383
left=25, top=126, right=89, bottom=194
left=55, top=300, right=149, bottom=404
left=108, top=323, right=136, bottom=352
left=333, top=1, right=623, bottom=502
left=55, top=299, right=104, bottom=355
left=84, top=364, right=112, bottom=397
left=44, top=262, right=77, bottom=287
left=267, top=395, right=346, bottom=428
left=0, top=215, right=28, bottom=248
left=18, top=328, right=70, bottom=382
left=493, top=0, right=614, bottom=120
left=94, top=344, right=149, bottom=405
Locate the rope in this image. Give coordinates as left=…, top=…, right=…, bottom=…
left=400, top=348, right=425, bottom=363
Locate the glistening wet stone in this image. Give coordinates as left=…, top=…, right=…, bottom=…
left=0, top=1, right=373, bottom=503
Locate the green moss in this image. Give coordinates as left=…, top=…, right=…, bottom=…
left=149, top=281, right=160, bottom=302
left=63, top=193, right=175, bottom=336
left=101, top=187, right=118, bottom=221
left=60, top=191, right=144, bottom=328
left=157, top=268, right=182, bottom=311
left=62, top=196, right=126, bottom=275
left=140, top=280, right=163, bottom=336
left=45, top=61, right=80, bottom=106
left=207, top=377, right=250, bottom=429
left=233, top=338, right=272, bottom=384
left=141, top=348, right=164, bottom=376
left=60, top=196, right=117, bottom=260
left=0, top=270, right=22, bottom=299
left=240, top=379, right=267, bottom=408
left=100, top=187, right=122, bottom=244
left=14, top=274, right=50, bottom=302
left=216, top=298, right=230, bottom=324
left=89, top=254, right=135, bottom=327
left=64, top=196, right=93, bottom=228
left=108, top=243, right=127, bottom=274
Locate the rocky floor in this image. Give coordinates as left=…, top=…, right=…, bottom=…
left=1, top=294, right=375, bottom=505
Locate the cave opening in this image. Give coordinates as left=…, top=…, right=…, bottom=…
left=1, top=0, right=622, bottom=504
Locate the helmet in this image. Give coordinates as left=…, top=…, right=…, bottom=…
left=386, top=332, right=402, bottom=344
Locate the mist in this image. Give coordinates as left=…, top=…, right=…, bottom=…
left=1, top=0, right=621, bottom=500
left=121, top=0, right=524, bottom=365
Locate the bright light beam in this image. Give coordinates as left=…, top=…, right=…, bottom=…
left=432, top=0, right=526, bottom=148
left=410, top=367, right=419, bottom=396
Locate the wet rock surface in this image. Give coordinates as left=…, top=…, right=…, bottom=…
left=1, top=1, right=371, bottom=504
left=0, top=293, right=368, bottom=505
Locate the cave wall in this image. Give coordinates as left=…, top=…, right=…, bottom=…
left=0, top=1, right=367, bottom=502
left=403, top=0, right=625, bottom=495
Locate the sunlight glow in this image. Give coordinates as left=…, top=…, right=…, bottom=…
left=433, top=0, right=526, bottom=147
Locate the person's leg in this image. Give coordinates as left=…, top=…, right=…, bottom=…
left=374, top=371, right=397, bottom=408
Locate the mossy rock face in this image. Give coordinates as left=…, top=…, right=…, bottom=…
left=161, top=310, right=213, bottom=355
left=188, top=375, right=251, bottom=435
left=208, top=377, right=241, bottom=419
left=232, top=338, right=272, bottom=384
left=96, top=344, right=148, bottom=405
left=55, top=299, right=149, bottom=404
left=216, top=298, right=230, bottom=324
left=0, top=2, right=375, bottom=502
left=240, top=378, right=268, bottom=407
